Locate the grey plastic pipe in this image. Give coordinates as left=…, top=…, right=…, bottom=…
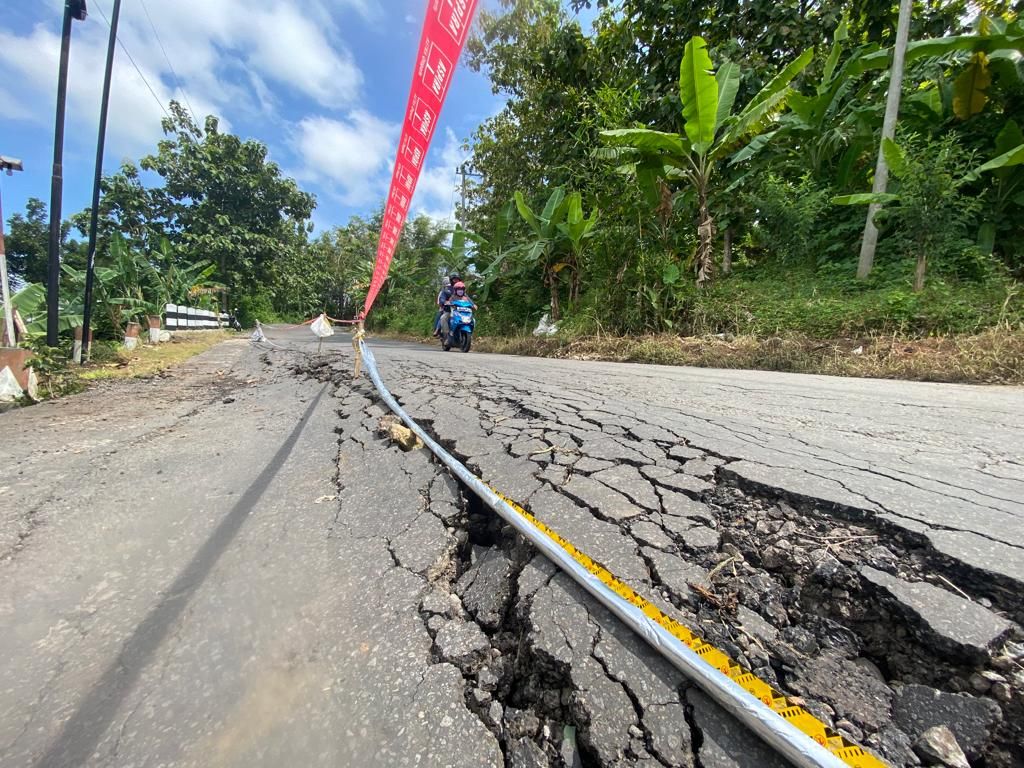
left=359, top=340, right=851, bottom=768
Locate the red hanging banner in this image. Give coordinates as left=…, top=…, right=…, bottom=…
left=362, top=0, right=480, bottom=316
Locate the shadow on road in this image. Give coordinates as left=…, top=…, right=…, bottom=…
left=34, top=384, right=329, bottom=768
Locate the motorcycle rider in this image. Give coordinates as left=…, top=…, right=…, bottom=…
left=434, top=272, right=460, bottom=337
left=440, top=280, right=477, bottom=342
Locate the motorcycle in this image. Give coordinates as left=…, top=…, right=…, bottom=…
left=441, top=299, right=475, bottom=353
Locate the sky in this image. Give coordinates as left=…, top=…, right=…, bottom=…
left=0, top=0, right=515, bottom=236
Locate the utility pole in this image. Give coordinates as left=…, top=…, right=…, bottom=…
left=46, top=0, right=88, bottom=347
left=81, top=0, right=121, bottom=363
left=1, top=156, right=25, bottom=347
left=856, top=0, right=913, bottom=280
left=456, top=162, right=482, bottom=228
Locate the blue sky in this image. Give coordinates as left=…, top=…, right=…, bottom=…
left=0, top=0, right=525, bottom=235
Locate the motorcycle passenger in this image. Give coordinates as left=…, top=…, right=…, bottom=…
left=434, top=273, right=460, bottom=337
left=450, top=281, right=477, bottom=310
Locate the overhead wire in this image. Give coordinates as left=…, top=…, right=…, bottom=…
left=138, top=0, right=201, bottom=126
left=91, top=0, right=172, bottom=120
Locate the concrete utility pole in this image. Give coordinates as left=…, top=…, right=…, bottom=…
left=456, top=162, right=482, bottom=228
left=1, top=156, right=25, bottom=347
left=46, top=0, right=88, bottom=346
left=81, top=0, right=121, bottom=363
left=857, top=0, right=913, bottom=280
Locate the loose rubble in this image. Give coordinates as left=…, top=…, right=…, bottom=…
left=294, top=350, right=1024, bottom=768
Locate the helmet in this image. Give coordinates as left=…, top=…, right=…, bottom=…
left=453, top=281, right=466, bottom=296
left=449, top=273, right=461, bottom=284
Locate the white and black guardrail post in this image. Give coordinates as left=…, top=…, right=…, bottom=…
left=164, top=304, right=230, bottom=332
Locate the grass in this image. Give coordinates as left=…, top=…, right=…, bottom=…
left=470, top=327, right=1024, bottom=384
left=79, top=331, right=234, bottom=382
left=370, top=323, right=1024, bottom=384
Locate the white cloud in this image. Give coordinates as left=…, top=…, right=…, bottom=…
left=0, top=24, right=174, bottom=156
left=240, top=5, right=362, bottom=109
left=0, top=0, right=367, bottom=163
left=291, top=111, right=399, bottom=205
left=116, top=0, right=364, bottom=110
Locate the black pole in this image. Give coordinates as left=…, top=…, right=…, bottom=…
left=81, top=0, right=120, bottom=363
left=46, top=6, right=75, bottom=347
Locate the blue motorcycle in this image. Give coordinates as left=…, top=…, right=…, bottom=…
left=442, top=299, right=475, bottom=353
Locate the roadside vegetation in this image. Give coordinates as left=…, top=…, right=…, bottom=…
left=349, top=1, right=1024, bottom=385
left=15, top=331, right=234, bottom=402
left=5, top=1, right=1024, bottom=386
left=473, top=328, right=1024, bottom=384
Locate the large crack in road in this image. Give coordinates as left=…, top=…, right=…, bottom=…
left=1, top=332, right=1021, bottom=768
left=296, top=335, right=1024, bottom=768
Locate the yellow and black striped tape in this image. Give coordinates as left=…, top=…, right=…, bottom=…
left=493, top=491, right=887, bottom=768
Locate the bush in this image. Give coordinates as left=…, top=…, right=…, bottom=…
left=19, top=336, right=83, bottom=399
left=873, top=132, right=985, bottom=290
left=680, top=262, right=1021, bottom=337
left=235, top=291, right=278, bottom=328
left=744, top=173, right=832, bottom=268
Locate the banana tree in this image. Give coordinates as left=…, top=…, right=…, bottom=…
left=978, top=120, right=1024, bottom=255
left=732, top=15, right=881, bottom=185
left=849, top=18, right=1024, bottom=79
left=63, top=233, right=151, bottom=331
left=484, top=188, right=596, bottom=321
left=11, top=283, right=83, bottom=335
left=732, top=14, right=1024, bottom=184
left=602, top=36, right=812, bottom=286
left=150, top=237, right=221, bottom=307
left=442, top=204, right=517, bottom=302
left=555, top=192, right=599, bottom=305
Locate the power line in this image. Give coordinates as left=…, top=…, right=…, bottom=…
left=138, top=0, right=200, bottom=125
left=92, top=0, right=171, bottom=120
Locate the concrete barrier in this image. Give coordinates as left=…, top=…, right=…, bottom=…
left=164, top=304, right=229, bottom=331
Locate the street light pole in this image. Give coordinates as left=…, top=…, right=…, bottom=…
left=81, top=0, right=121, bottom=363
left=1, top=156, right=25, bottom=347
left=46, top=0, right=88, bottom=347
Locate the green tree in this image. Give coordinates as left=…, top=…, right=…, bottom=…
left=4, top=198, right=84, bottom=287
left=69, top=162, right=165, bottom=259
left=4, top=197, right=49, bottom=286
left=485, top=187, right=597, bottom=321
left=834, top=133, right=1024, bottom=289
left=603, top=36, right=813, bottom=284
left=466, top=1, right=600, bottom=229
left=140, top=101, right=316, bottom=299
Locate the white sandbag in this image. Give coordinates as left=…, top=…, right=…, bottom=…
left=533, top=313, right=558, bottom=337
left=310, top=313, right=334, bottom=338
left=26, top=368, right=38, bottom=401
left=0, top=366, right=24, bottom=402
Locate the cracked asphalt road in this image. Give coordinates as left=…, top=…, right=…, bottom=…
left=1, top=329, right=1021, bottom=767
left=359, top=333, right=1024, bottom=587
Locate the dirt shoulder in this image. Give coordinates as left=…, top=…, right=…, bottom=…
left=464, top=327, right=1024, bottom=385
left=8, top=331, right=241, bottom=405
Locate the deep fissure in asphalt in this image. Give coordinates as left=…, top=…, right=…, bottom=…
left=297, top=347, right=1023, bottom=768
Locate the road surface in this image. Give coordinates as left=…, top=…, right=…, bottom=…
left=0, top=328, right=1021, bottom=768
